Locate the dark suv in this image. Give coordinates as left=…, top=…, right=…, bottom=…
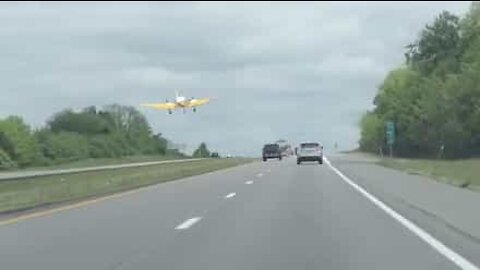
left=262, top=143, right=282, bottom=161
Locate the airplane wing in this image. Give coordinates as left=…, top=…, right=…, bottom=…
left=187, top=98, right=210, bottom=107
left=140, top=102, right=177, bottom=110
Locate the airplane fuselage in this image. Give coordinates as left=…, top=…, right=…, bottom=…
left=175, top=96, right=189, bottom=108
left=140, top=92, right=207, bottom=114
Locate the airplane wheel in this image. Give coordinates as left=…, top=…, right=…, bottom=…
left=193, top=108, right=197, bottom=112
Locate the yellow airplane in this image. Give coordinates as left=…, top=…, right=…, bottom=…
left=141, top=91, right=210, bottom=114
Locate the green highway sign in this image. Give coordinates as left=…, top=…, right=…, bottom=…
left=386, top=121, right=395, bottom=145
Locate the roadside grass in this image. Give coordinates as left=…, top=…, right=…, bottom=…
left=14, top=155, right=183, bottom=172
left=340, top=148, right=361, bottom=154
left=379, top=158, right=480, bottom=190
left=0, top=158, right=252, bottom=213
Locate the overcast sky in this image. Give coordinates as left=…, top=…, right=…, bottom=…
left=0, top=1, right=471, bottom=156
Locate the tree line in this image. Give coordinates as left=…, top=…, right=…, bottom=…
left=0, top=104, right=216, bottom=170
left=360, top=2, right=480, bottom=158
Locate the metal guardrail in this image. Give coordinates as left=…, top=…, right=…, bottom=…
left=0, top=158, right=206, bottom=181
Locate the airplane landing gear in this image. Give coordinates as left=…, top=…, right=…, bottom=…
left=193, top=107, right=197, bottom=112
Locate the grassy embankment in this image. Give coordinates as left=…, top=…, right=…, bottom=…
left=0, top=158, right=252, bottom=213
left=7, top=155, right=183, bottom=172
left=379, top=158, right=480, bottom=191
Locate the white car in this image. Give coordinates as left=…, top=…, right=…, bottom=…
left=296, top=142, right=323, bottom=165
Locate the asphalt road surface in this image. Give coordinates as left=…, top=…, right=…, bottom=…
left=0, top=156, right=478, bottom=270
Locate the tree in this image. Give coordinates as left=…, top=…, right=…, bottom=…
left=0, top=131, right=15, bottom=159
left=36, top=130, right=89, bottom=162
left=360, top=6, right=480, bottom=158
left=0, top=149, right=15, bottom=170
left=193, top=142, right=210, bottom=158
left=102, top=104, right=151, bottom=134
left=406, top=11, right=461, bottom=76
left=0, top=116, right=43, bottom=167
left=151, top=133, right=167, bottom=155
left=102, top=104, right=154, bottom=154
left=48, top=109, right=111, bottom=135
left=0, top=104, right=188, bottom=168
left=44, top=104, right=164, bottom=159
left=359, top=112, right=384, bottom=153
left=210, top=152, right=220, bottom=158
left=459, top=1, right=480, bottom=63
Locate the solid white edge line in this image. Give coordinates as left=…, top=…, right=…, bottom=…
left=224, top=192, right=237, bottom=199
left=256, top=173, right=263, bottom=177
left=324, top=157, right=478, bottom=270
left=175, top=217, right=202, bottom=230
left=245, top=181, right=254, bottom=185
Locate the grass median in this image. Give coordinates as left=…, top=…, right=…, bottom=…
left=379, top=158, right=480, bottom=190
left=10, top=155, right=182, bottom=172
left=0, top=158, right=252, bottom=213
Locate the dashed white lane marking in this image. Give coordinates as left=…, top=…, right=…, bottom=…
left=224, top=192, right=237, bottom=199
left=324, top=157, right=479, bottom=270
left=175, top=217, right=202, bottom=230
left=245, top=181, right=254, bottom=185
left=256, top=173, right=263, bottom=177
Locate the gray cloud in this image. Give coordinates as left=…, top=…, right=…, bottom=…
left=0, top=2, right=471, bottom=155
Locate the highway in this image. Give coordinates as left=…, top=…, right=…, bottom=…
left=0, top=155, right=478, bottom=270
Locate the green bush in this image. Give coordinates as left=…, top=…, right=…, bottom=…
left=193, top=143, right=211, bottom=158
left=0, top=149, right=16, bottom=170
left=0, top=116, right=43, bottom=167
left=359, top=112, right=384, bottom=153
left=37, top=131, right=89, bottom=162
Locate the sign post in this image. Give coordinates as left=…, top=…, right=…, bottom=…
left=386, top=121, right=395, bottom=158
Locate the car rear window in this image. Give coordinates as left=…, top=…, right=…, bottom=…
left=300, top=143, right=319, bottom=148
left=264, top=144, right=279, bottom=151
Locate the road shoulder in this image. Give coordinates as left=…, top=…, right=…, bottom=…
left=329, top=153, right=480, bottom=267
